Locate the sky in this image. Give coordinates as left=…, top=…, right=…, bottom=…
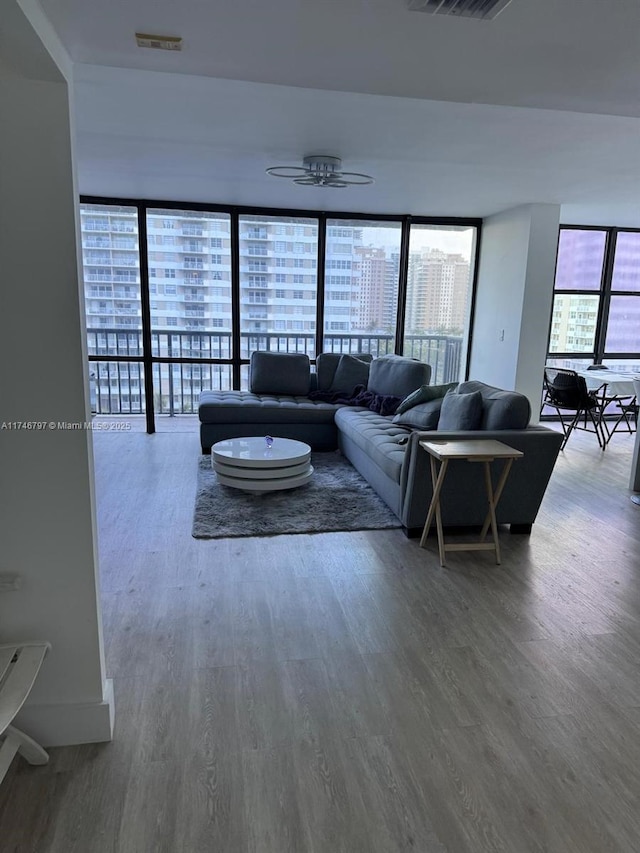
left=354, top=224, right=476, bottom=259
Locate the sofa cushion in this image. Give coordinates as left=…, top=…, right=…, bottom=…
left=367, top=355, right=431, bottom=399
left=334, top=407, right=408, bottom=483
left=199, top=391, right=338, bottom=424
left=330, top=354, right=371, bottom=393
left=316, top=352, right=372, bottom=391
left=392, top=398, right=444, bottom=430
left=438, top=389, right=483, bottom=430
left=457, top=380, right=531, bottom=430
left=249, top=352, right=310, bottom=396
left=395, top=382, right=458, bottom=415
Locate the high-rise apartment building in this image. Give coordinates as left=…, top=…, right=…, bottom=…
left=354, top=247, right=386, bottom=330
left=384, top=252, right=400, bottom=332
left=406, top=248, right=470, bottom=334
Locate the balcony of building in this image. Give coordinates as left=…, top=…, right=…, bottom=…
left=86, top=329, right=464, bottom=416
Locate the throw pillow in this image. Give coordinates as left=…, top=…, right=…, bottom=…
left=395, top=382, right=459, bottom=414
left=457, top=380, right=531, bottom=429
left=437, top=389, right=483, bottom=431
left=367, top=355, right=431, bottom=399
left=249, top=351, right=310, bottom=396
left=316, top=352, right=372, bottom=391
left=330, top=354, right=371, bottom=394
left=392, top=398, right=444, bottom=430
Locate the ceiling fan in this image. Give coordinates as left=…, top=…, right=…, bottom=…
left=266, top=155, right=374, bottom=188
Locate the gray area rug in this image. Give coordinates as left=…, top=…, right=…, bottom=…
left=192, top=451, right=401, bottom=538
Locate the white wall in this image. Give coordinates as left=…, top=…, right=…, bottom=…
left=0, top=1, right=113, bottom=746
left=469, top=203, right=560, bottom=419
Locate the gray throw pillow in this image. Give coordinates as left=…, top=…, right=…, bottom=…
left=330, top=354, right=371, bottom=393
left=316, top=352, right=372, bottom=391
left=457, top=380, right=531, bottom=429
left=395, top=382, right=459, bottom=414
left=437, top=389, right=483, bottom=430
left=249, top=351, right=310, bottom=396
left=392, top=398, right=444, bottom=429
left=367, top=355, right=431, bottom=399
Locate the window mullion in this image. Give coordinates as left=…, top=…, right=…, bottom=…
left=595, top=228, right=617, bottom=363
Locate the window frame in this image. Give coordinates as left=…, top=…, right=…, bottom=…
left=81, top=195, right=481, bottom=433
left=546, top=224, right=640, bottom=367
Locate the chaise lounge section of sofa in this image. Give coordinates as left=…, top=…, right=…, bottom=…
left=199, top=352, right=343, bottom=453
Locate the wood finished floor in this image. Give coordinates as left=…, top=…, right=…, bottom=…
left=1, top=424, right=640, bottom=852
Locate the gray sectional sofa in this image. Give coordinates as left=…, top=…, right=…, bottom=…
left=198, top=351, right=428, bottom=453
left=198, top=351, right=563, bottom=536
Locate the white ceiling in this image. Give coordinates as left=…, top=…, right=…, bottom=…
left=32, top=0, right=640, bottom=223
left=40, top=0, right=640, bottom=116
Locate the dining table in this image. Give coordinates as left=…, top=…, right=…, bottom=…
left=577, top=368, right=637, bottom=399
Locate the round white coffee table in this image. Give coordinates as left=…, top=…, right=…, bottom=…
left=211, top=436, right=313, bottom=493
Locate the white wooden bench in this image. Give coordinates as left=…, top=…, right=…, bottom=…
left=0, top=642, right=51, bottom=785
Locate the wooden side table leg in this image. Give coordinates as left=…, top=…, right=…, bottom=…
left=480, top=458, right=515, bottom=542
left=434, top=477, right=446, bottom=566
left=420, top=457, right=449, bottom=551
left=483, top=460, right=501, bottom=564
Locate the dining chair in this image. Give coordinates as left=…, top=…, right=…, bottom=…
left=605, top=394, right=638, bottom=442
left=542, top=367, right=607, bottom=450
left=589, top=367, right=638, bottom=446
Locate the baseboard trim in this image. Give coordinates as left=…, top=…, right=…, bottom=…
left=14, top=678, right=115, bottom=747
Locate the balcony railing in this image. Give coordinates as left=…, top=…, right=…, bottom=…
left=87, top=328, right=463, bottom=415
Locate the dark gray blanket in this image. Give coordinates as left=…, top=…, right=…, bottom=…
left=309, top=384, right=402, bottom=416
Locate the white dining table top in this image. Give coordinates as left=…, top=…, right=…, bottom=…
left=578, top=369, right=637, bottom=396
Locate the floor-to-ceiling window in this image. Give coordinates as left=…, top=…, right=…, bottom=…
left=238, top=214, right=319, bottom=387
left=403, top=224, right=477, bottom=384
left=605, top=231, right=640, bottom=370
left=79, top=199, right=481, bottom=431
left=146, top=209, right=232, bottom=413
left=323, top=218, right=402, bottom=357
left=543, top=225, right=640, bottom=420
left=546, top=226, right=640, bottom=373
left=546, top=228, right=606, bottom=372
left=82, top=204, right=144, bottom=413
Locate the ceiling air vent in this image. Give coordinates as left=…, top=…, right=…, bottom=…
left=407, top=0, right=514, bottom=20
left=135, top=32, right=182, bottom=50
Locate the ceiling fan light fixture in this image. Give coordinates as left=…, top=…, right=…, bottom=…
left=266, top=155, right=374, bottom=188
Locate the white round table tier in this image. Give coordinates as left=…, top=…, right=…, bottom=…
left=216, top=467, right=314, bottom=493
left=213, top=459, right=311, bottom=480
left=212, top=437, right=311, bottom=469
left=211, top=437, right=313, bottom=493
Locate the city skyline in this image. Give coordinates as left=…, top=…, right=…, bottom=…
left=83, top=206, right=474, bottom=336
